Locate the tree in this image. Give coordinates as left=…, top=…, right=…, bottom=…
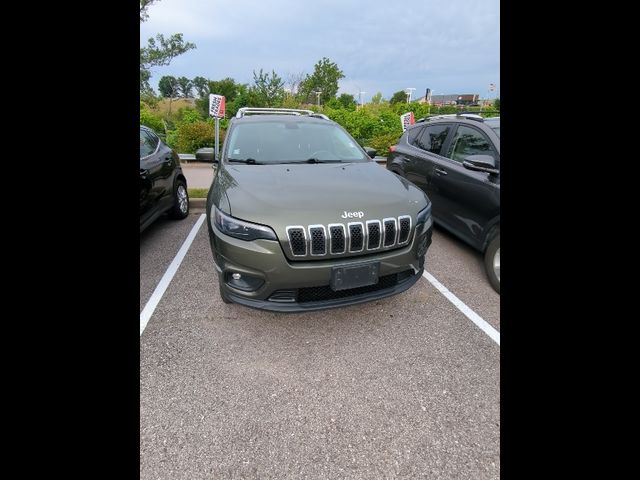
left=177, top=77, right=193, bottom=98
left=285, top=71, right=307, bottom=98
left=337, top=93, right=357, bottom=110
left=207, top=78, right=241, bottom=102
left=390, top=90, right=407, bottom=104
left=371, top=92, right=383, bottom=104
left=158, top=76, right=179, bottom=98
left=158, top=75, right=179, bottom=115
left=494, top=98, right=500, bottom=111
left=299, top=57, right=345, bottom=104
left=192, top=76, right=209, bottom=98
left=140, top=1, right=159, bottom=22
left=251, top=69, right=285, bottom=107
left=140, top=1, right=196, bottom=93
left=195, top=78, right=247, bottom=118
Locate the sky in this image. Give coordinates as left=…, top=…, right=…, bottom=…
left=140, top=0, right=500, bottom=101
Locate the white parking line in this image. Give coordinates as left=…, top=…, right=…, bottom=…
left=140, top=214, right=206, bottom=336
left=422, top=271, right=500, bottom=346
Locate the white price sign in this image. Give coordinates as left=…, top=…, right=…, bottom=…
left=400, top=112, right=415, bottom=132
left=209, top=94, right=226, bottom=118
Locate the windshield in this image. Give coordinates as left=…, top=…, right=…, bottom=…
left=225, top=120, right=369, bottom=164
left=485, top=118, right=500, bottom=138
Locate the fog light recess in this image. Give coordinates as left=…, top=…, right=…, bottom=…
left=225, top=272, right=264, bottom=292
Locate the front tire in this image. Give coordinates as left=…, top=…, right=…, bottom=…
left=169, top=179, right=189, bottom=219
left=484, top=234, right=500, bottom=294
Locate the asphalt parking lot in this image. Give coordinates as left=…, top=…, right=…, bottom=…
left=140, top=211, right=500, bottom=479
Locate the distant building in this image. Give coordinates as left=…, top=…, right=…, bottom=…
left=415, top=93, right=479, bottom=106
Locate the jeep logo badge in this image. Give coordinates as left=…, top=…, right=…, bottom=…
left=341, top=211, right=364, bottom=219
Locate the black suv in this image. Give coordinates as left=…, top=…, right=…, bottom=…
left=140, top=125, right=189, bottom=232
left=387, top=115, right=500, bottom=293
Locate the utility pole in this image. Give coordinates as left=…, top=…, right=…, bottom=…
left=405, top=87, right=416, bottom=103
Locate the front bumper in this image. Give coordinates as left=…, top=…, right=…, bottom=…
left=208, top=218, right=432, bottom=312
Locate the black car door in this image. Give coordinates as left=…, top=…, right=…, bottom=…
left=401, top=124, right=453, bottom=192
left=428, top=123, right=500, bottom=249
left=139, top=128, right=170, bottom=222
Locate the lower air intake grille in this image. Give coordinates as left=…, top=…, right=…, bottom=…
left=297, top=273, right=400, bottom=303
left=268, top=289, right=297, bottom=303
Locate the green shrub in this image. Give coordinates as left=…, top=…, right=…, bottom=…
left=173, top=120, right=226, bottom=153
left=367, top=132, right=403, bottom=157
left=176, top=107, right=204, bottom=124
left=140, top=107, right=164, bottom=134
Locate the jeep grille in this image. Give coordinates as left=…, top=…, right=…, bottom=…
left=285, top=215, right=413, bottom=259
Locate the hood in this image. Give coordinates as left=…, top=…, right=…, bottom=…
left=215, top=161, right=429, bottom=260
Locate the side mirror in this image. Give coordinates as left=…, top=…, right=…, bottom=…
left=462, top=154, right=499, bottom=175
left=364, top=147, right=377, bottom=158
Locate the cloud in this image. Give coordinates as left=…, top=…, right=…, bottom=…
left=141, top=0, right=500, bottom=97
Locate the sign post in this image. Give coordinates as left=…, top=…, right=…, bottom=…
left=209, top=94, right=226, bottom=160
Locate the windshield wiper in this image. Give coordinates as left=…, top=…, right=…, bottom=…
left=306, top=158, right=343, bottom=163
left=227, top=158, right=262, bottom=164
left=272, top=158, right=344, bottom=164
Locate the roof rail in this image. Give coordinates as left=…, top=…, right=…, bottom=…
left=235, top=107, right=329, bottom=120
left=456, top=113, right=484, bottom=122
left=419, top=113, right=484, bottom=123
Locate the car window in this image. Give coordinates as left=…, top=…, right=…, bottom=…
left=414, top=124, right=451, bottom=155
left=406, top=126, right=424, bottom=146
left=446, top=125, right=496, bottom=163
left=226, top=120, right=368, bottom=163
left=140, top=130, right=157, bottom=158
left=144, top=130, right=159, bottom=150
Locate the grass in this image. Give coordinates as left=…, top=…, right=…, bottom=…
left=188, top=188, right=208, bottom=198
left=152, top=98, right=196, bottom=115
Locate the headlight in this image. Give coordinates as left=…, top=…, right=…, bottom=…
left=213, top=207, right=277, bottom=241
left=416, top=203, right=432, bottom=225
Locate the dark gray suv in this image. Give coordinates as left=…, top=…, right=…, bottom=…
left=206, top=108, right=433, bottom=311
left=387, top=115, right=500, bottom=293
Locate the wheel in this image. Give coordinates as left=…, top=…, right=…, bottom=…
left=484, top=233, right=500, bottom=294
left=169, top=179, right=189, bottom=219
left=219, top=279, right=232, bottom=304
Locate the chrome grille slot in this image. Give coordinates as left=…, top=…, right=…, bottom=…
left=366, top=220, right=381, bottom=250
left=329, top=224, right=346, bottom=254
left=383, top=218, right=397, bottom=247
left=348, top=222, right=364, bottom=252
left=398, top=215, right=411, bottom=244
left=308, top=225, right=327, bottom=256
left=286, top=226, right=306, bottom=256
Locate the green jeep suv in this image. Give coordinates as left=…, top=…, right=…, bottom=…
left=206, top=108, right=433, bottom=311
